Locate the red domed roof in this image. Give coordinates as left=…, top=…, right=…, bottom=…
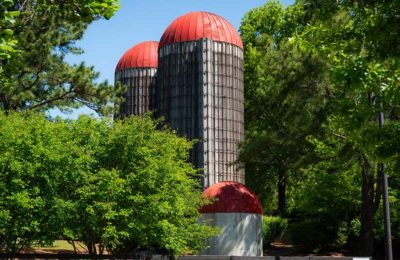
left=159, top=12, right=243, bottom=49
left=116, top=41, right=158, bottom=71
left=200, top=181, right=262, bottom=214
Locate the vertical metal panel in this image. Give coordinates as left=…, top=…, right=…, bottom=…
left=201, top=39, right=245, bottom=187
left=115, top=67, right=157, bottom=117
left=157, top=38, right=244, bottom=189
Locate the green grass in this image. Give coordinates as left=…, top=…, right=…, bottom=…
left=32, top=240, right=87, bottom=253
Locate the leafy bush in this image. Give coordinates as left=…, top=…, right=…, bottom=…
left=0, top=112, right=218, bottom=256
left=288, top=218, right=354, bottom=252
left=288, top=219, right=335, bottom=252
left=262, top=216, right=288, bottom=247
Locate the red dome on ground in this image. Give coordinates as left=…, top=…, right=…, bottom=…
left=200, top=181, right=262, bottom=214
left=159, top=12, right=243, bottom=49
left=116, top=41, right=158, bottom=71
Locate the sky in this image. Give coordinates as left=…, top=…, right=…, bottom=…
left=57, top=0, right=294, bottom=118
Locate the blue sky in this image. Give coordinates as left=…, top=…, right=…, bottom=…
left=58, top=0, right=294, bottom=118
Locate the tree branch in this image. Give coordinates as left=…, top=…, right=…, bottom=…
left=29, top=90, right=73, bottom=110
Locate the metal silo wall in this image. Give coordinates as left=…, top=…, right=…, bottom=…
left=157, top=41, right=203, bottom=185
left=157, top=38, right=244, bottom=188
left=201, top=39, right=245, bottom=187
left=115, top=67, right=157, bottom=116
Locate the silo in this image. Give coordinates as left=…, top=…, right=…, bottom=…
left=199, top=181, right=263, bottom=256
left=157, top=12, right=245, bottom=188
left=115, top=41, right=158, bottom=117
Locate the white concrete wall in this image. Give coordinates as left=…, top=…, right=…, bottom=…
left=200, top=213, right=263, bottom=256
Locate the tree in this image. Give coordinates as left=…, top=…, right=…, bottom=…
left=60, top=115, right=218, bottom=256
left=240, top=0, right=400, bottom=255
left=288, top=156, right=361, bottom=251
left=0, top=112, right=91, bottom=254
left=0, top=0, right=125, bottom=115
left=294, top=0, right=400, bottom=255
left=239, top=1, right=331, bottom=215
left=0, top=113, right=217, bottom=256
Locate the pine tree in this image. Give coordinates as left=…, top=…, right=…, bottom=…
left=0, top=0, right=124, bottom=115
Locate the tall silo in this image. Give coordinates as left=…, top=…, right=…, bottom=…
left=157, top=12, right=245, bottom=188
left=115, top=41, right=158, bottom=117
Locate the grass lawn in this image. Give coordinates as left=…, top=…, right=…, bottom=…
left=28, top=240, right=88, bottom=254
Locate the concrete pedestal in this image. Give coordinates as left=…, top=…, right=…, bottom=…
left=201, top=213, right=263, bottom=256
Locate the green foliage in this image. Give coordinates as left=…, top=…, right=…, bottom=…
left=0, top=112, right=85, bottom=253
left=60, top=115, right=218, bottom=255
left=0, top=0, right=125, bottom=115
left=0, top=112, right=217, bottom=255
left=241, top=0, right=400, bottom=255
left=288, top=220, right=336, bottom=253
left=294, top=0, right=400, bottom=255
left=287, top=159, right=361, bottom=251
left=262, top=216, right=288, bottom=248
left=239, top=0, right=331, bottom=214
left=0, top=0, right=19, bottom=60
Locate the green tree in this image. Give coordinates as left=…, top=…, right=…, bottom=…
left=60, top=115, right=217, bottom=255
left=288, top=134, right=362, bottom=251
left=0, top=0, right=124, bottom=115
left=0, top=112, right=92, bottom=254
left=294, top=0, right=400, bottom=255
left=240, top=0, right=400, bottom=255
left=239, top=1, right=331, bottom=215
left=0, top=113, right=217, bottom=256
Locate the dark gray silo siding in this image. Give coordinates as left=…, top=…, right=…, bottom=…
left=157, top=38, right=244, bottom=188
left=115, top=68, right=157, bottom=116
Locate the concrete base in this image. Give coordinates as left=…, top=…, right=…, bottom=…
left=200, top=213, right=263, bottom=256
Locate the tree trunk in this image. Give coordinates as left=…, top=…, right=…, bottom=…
left=358, top=153, right=380, bottom=256
left=87, top=242, right=96, bottom=255
left=277, top=169, right=286, bottom=215
left=87, top=242, right=92, bottom=255
left=71, top=240, right=77, bottom=254
left=359, top=170, right=374, bottom=256
left=0, top=93, right=10, bottom=115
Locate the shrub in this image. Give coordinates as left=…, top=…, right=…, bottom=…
left=0, top=112, right=218, bottom=256
left=288, top=218, right=351, bottom=252
left=262, top=216, right=288, bottom=247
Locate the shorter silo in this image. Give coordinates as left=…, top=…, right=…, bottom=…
left=115, top=41, right=158, bottom=117
left=199, top=181, right=263, bottom=256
